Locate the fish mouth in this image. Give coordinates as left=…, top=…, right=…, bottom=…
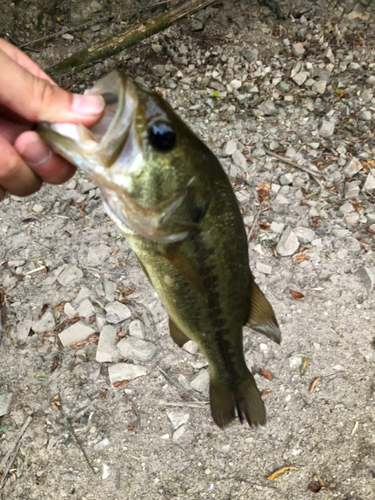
left=37, top=71, right=139, bottom=187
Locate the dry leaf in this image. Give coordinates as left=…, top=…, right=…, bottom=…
left=260, top=389, right=271, bottom=397
left=51, top=356, right=59, bottom=373
left=38, top=304, right=48, bottom=319
left=272, top=245, right=278, bottom=259
left=53, top=301, right=67, bottom=311
left=259, top=223, right=270, bottom=230
left=51, top=394, right=62, bottom=411
left=294, top=254, right=308, bottom=261
left=259, top=368, right=273, bottom=381
left=357, top=237, right=371, bottom=245
left=113, top=380, right=129, bottom=388
left=127, top=423, right=135, bottom=431
left=257, top=188, right=269, bottom=202
left=308, top=482, right=321, bottom=493
left=352, top=200, right=361, bottom=212
left=267, top=466, right=298, bottom=480
left=98, top=389, right=108, bottom=401
left=290, top=290, right=305, bottom=300
left=124, top=286, right=135, bottom=296
left=71, top=340, right=87, bottom=350
left=64, top=230, right=71, bottom=237
left=300, top=357, right=309, bottom=375
left=310, top=377, right=321, bottom=393
left=156, top=89, right=164, bottom=97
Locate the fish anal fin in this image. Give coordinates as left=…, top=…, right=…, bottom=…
left=169, top=317, right=191, bottom=348
left=247, top=278, right=281, bottom=344
left=160, top=250, right=207, bottom=302
left=209, top=371, right=266, bottom=429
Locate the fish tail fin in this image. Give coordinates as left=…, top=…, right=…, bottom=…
left=209, top=371, right=266, bottom=429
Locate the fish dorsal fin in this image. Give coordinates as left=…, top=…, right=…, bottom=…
left=246, top=278, right=281, bottom=344
left=168, top=317, right=191, bottom=348
left=160, top=250, right=208, bottom=302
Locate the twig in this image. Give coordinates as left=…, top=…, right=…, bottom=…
left=123, top=394, right=141, bottom=428
left=264, top=148, right=326, bottom=189
left=156, top=366, right=205, bottom=407
left=46, top=0, right=219, bottom=77
left=0, top=416, right=32, bottom=490
left=248, top=201, right=265, bottom=243
left=67, top=419, right=96, bottom=475
left=19, top=16, right=114, bottom=49
left=158, top=401, right=209, bottom=409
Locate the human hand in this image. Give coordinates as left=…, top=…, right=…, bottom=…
left=0, top=39, right=105, bottom=201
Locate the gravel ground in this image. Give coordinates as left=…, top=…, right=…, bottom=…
left=1, top=1, right=375, bottom=499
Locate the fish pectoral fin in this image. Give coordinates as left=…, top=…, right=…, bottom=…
left=246, top=279, right=281, bottom=344
left=160, top=250, right=207, bottom=302
left=209, top=371, right=266, bottom=428
left=168, top=317, right=191, bottom=348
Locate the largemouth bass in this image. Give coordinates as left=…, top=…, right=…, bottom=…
left=38, top=71, right=280, bottom=428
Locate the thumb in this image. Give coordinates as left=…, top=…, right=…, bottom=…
left=0, top=49, right=104, bottom=126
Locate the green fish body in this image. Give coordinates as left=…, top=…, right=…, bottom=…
left=38, top=71, right=280, bottom=428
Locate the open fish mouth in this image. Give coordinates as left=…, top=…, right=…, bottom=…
left=37, top=71, right=140, bottom=187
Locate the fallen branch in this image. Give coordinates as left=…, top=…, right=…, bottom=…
left=46, top=0, right=218, bottom=78
left=264, top=148, right=326, bottom=189
left=0, top=416, right=32, bottom=490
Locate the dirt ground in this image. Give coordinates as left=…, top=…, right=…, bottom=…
left=1, top=1, right=375, bottom=499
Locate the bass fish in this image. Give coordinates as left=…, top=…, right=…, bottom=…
left=38, top=71, right=280, bottom=428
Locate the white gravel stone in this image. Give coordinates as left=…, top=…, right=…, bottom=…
left=15, top=319, right=33, bottom=341
left=0, top=393, right=12, bottom=417
left=276, top=228, right=299, bottom=256
left=64, top=303, right=76, bottom=318
left=363, top=173, right=375, bottom=192
left=93, top=438, right=109, bottom=452
left=128, top=319, right=145, bottom=339
left=78, top=298, right=95, bottom=318
left=173, top=425, right=187, bottom=441
left=345, top=184, right=360, bottom=199
left=105, top=301, right=131, bottom=324
left=292, top=72, right=307, bottom=86
left=190, top=369, right=209, bottom=392
left=32, top=204, right=43, bottom=213
left=344, top=157, right=362, bottom=178
left=279, top=173, right=294, bottom=185
left=293, top=227, right=316, bottom=244
left=223, top=139, right=237, bottom=156
left=108, top=363, right=147, bottom=384
left=33, top=311, right=55, bottom=333
left=74, top=286, right=92, bottom=305
left=59, top=322, right=95, bottom=347
left=292, top=42, right=305, bottom=57
left=167, top=412, right=190, bottom=430
left=87, top=244, right=111, bottom=266
left=256, top=262, right=272, bottom=274
left=232, top=150, right=246, bottom=169
left=289, top=354, right=305, bottom=369
left=183, top=340, right=198, bottom=354
left=339, top=201, right=355, bottom=215
left=96, top=325, right=120, bottom=363
left=344, top=213, right=359, bottom=226
left=357, top=266, right=375, bottom=294
left=117, top=337, right=157, bottom=362
left=319, top=120, right=335, bottom=137
left=58, top=265, right=83, bottom=286
left=314, top=81, right=327, bottom=94
left=258, top=100, right=277, bottom=116
left=270, top=221, right=284, bottom=233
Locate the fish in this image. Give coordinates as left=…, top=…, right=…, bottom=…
left=38, top=70, right=281, bottom=428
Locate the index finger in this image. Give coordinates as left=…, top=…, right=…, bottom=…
left=0, top=38, right=54, bottom=84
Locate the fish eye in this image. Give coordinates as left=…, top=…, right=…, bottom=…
left=148, top=122, right=176, bottom=151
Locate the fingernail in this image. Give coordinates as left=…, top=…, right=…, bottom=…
left=72, top=94, right=105, bottom=115
left=19, top=138, right=52, bottom=168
